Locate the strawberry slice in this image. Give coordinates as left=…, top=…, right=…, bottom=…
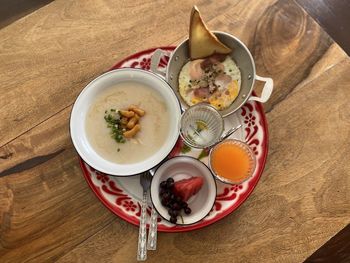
left=173, top=176, right=204, bottom=201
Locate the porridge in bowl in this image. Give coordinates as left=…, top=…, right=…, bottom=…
left=85, top=81, right=170, bottom=164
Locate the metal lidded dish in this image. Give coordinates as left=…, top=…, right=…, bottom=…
left=151, top=31, right=274, bottom=117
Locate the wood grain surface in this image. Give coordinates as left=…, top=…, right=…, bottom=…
left=305, top=224, right=350, bottom=262
left=0, top=0, right=349, bottom=262
left=0, top=0, right=53, bottom=29
left=296, top=0, right=350, bottom=56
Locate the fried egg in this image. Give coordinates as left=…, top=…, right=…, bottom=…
left=178, top=56, right=241, bottom=110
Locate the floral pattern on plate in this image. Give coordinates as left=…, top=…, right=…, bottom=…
left=80, top=47, right=268, bottom=232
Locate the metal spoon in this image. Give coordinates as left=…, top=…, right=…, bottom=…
left=146, top=169, right=157, bottom=250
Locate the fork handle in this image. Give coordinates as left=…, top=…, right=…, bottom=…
left=147, top=204, right=158, bottom=250
left=137, top=192, right=147, bottom=261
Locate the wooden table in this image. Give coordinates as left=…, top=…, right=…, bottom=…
left=0, top=0, right=349, bottom=262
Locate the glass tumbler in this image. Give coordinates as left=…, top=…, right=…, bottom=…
left=180, top=103, right=225, bottom=149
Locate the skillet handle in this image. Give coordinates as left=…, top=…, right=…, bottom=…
left=249, top=75, right=274, bottom=103
left=150, top=49, right=170, bottom=77
left=150, top=49, right=186, bottom=113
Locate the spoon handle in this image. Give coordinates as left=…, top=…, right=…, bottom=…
left=137, top=192, right=147, bottom=261
left=147, top=204, right=158, bottom=250
left=221, top=124, right=242, bottom=141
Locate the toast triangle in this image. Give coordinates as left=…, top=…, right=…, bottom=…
left=189, top=6, right=232, bottom=59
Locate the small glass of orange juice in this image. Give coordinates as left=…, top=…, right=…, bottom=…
left=209, top=139, right=256, bottom=184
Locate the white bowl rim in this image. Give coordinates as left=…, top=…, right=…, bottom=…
left=150, top=156, right=217, bottom=225
left=70, top=68, right=182, bottom=176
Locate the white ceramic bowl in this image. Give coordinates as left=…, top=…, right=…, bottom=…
left=70, top=68, right=181, bottom=176
left=150, top=156, right=217, bottom=225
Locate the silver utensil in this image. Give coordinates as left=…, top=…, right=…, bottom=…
left=137, top=172, right=151, bottom=261
left=147, top=202, right=158, bottom=250
left=146, top=169, right=157, bottom=250
left=214, top=124, right=242, bottom=146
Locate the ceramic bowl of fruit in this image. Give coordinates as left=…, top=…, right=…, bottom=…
left=150, top=156, right=217, bottom=225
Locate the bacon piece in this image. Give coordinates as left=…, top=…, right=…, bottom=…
left=200, top=58, right=212, bottom=70
left=215, top=74, right=232, bottom=90
left=194, top=87, right=210, bottom=99
left=189, top=59, right=205, bottom=80
left=209, top=53, right=227, bottom=63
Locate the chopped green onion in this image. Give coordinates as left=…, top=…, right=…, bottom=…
left=104, top=109, right=125, bottom=143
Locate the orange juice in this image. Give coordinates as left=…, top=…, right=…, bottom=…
left=210, top=140, right=255, bottom=183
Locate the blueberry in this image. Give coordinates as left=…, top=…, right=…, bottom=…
left=159, top=188, right=166, bottom=195
left=184, top=207, right=191, bottom=215
left=175, top=196, right=182, bottom=203
left=166, top=177, right=174, bottom=184
left=172, top=203, right=180, bottom=211
left=168, top=209, right=178, bottom=217
left=170, top=216, right=177, bottom=224
left=162, top=192, right=170, bottom=200
left=160, top=181, right=167, bottom=189
left=166, top=179, right=174, bottom=189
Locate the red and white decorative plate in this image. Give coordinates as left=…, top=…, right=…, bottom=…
left=80, top=47, right=268, bottom=232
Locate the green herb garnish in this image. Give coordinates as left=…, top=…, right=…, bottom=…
left=198, top=149, right=209, bottom=160
left=181, top=144, right=191, bottom=154
left=104, top=109, right=126, bottom=143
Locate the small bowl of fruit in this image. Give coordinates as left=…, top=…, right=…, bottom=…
left=150, top=156, right=217, bottom=225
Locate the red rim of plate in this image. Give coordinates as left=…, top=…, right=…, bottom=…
left=79, top=47, right=269, bottom=232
